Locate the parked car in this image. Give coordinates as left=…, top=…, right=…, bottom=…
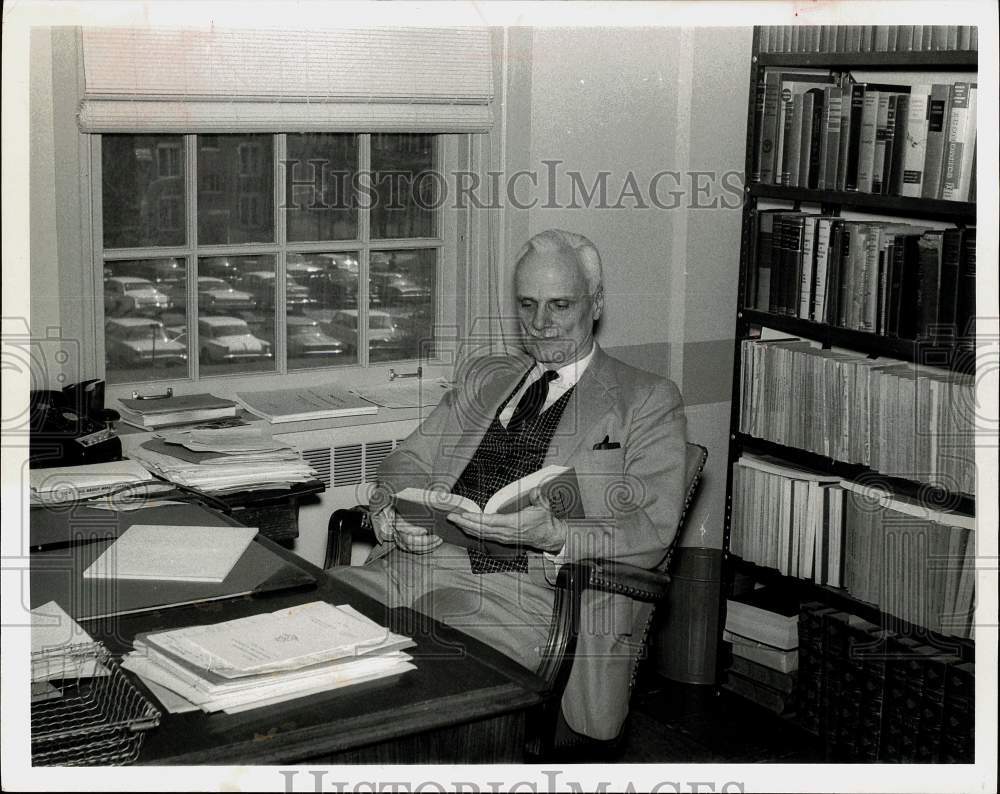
left=286, top=316, right=348, bottom=360
left=104, top=276, right=173, bottom=316
left=120, top=257, right=186, bottom=288
left=286, top=255, right=326, bottom=288
left=196, top=316, right=272, bottom=364
left=310, top=266, right=359, bottom=306
left=324, top=309, right=403, bottom=356
left=195, top=276, right=256, bottom=313
left=105, top=317, right=187, bottom=367
left=371, top=272, right=431, bottom=304
left=239, top=271, right=315, bottom=312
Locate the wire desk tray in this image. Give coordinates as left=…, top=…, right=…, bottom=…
left=31, top=642, right=161, bottom=766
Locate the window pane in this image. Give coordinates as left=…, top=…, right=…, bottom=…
left=287, top=252, right=359, bottom=370
left=198, top=255, right=275, bottom=376
left=370, top=134, right=436, bottom=239
left=285, top=134, right=358, bottom=242
left=198, top=135, right=274, bottom=244
left=103, top=258, right=188, bottom=384
left=102, top=135, right=186, bottom=248
left=370, top=248, right=436, bottom=362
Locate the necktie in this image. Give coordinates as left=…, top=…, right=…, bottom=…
left=507, top=369, right=559, bottom=431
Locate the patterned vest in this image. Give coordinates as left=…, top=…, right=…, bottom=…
left=452, top=371, right=576, bottom=508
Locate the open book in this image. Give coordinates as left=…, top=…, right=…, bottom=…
left=394, top=465, right=583, bottom=557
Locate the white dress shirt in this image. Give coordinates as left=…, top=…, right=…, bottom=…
left=498, top=344, right=596, bottom=428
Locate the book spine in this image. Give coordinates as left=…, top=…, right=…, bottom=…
left=844, top=84, right=867, bottom=191
left=751, top=78, right=767, bottom=183
left=922, top=84, right=953, bottom=199
left=798, top=92, right=814, bottom=187
left=787, top=216, right=807, bottom=317
left=937, top=228, right=963, bottom=334
left=783, top=94, right=804, bottom=187
left=769, top=214, right=786, bottom=313
left=806, top=89, right=824, bottom=188
left=871, top=92, right=892, bottom=193
left=901, top=87, right=931, bottom=197
left=957, top=86, right=977, bottom=200
left=755, top=211, right=776, bottom=310
left=941, top=82, right=970, bottom=200
left=759, top=72, right=783, bottom=184
left=955, top=227, right=976, bottom=348
left=799, top=217, right=817, bottom=319
left=812, top=219, right=833, bottom=322
left=820, top=86, right=843, bottom=190
left=916, top=232, right=944, bottom=337
left=835, top=224, right=852, bottom=327
left=856, top=90, right=880, bottom=193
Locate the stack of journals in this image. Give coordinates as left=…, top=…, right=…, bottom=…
left=236, top=386, right=377, bottom=423
left=753, top=69, right=977, bottom=202
left=117, top=393, right=238, bottom=430
left=29, top=459, right=157, bottom=505
left=122, top=601, right=415, bottom=714
left=129, top=425, right=318, bottom=493
left=723, top=587, right=801, bottom=715
left=739, top=340, right=976, bottom=495
left=731, top=455, right=845, bottom=585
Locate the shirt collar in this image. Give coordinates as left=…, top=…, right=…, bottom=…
left=536, top=342, right=596, bottom=389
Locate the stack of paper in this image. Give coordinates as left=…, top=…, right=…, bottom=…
left=122, top=602, right=415, bottom=714
left=29, top=460, right=157, bottom=505
left=117, top=393, right=238, bottom=429
left=129, top=428, right=318, bottom=493
left=82, top=524, right=258, bottom=583
left=236, top=387, right=378, bottom=423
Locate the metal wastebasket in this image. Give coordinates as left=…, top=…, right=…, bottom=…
left=654, top=546, right=723, bottom=684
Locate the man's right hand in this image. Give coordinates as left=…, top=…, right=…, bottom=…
left=372, top=506, right=444, bottom=554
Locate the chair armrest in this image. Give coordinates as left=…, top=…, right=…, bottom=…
left=572, top=559, right=672, bottom=602
left=325, top=506, right=375, bottom=569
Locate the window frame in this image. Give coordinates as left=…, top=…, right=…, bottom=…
left=91, top=132, right=460, bottom=399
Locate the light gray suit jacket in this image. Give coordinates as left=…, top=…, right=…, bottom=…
left=372, top=343, right=688, bottom=738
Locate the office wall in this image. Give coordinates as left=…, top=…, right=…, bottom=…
left=504, top=27, right=752, bottom=547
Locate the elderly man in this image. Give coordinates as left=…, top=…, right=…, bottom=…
left=334, top=229, right=688, bottom=742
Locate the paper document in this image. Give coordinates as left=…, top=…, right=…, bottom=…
left=82, top=524, right=258, bottom=583
left=145, top=601, right=392, bottom=677
left=352, top=378, right=451, bottom=409
left=161, top=424, right=289, bottom=453
left=29, top=459, right=155, bottom=504
left=31, top=602, right=106, bottom=681
left=237, top=387, right=378, bottom=422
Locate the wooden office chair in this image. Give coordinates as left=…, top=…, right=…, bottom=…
left=326, top=441, right=708, bottom=759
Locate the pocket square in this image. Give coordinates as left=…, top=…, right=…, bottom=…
left=593, top=435, right=621, bottom=450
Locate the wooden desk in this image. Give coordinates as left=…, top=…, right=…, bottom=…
left=33, top=510, right=550, bottom=764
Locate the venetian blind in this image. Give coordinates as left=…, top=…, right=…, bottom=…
left=78, top=27, right=494, bottom=133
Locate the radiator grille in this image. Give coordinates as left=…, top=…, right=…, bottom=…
left=332, top=443, right=363, bottom=487
left=301, top=447, right=331, bottom=487
left=364, top=440, right=394, bottom=482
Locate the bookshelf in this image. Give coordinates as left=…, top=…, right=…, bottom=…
left=722, top=25, right=977, bottom=763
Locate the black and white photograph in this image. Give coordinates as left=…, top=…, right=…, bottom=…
left=2, top=2, right=997, bottom=792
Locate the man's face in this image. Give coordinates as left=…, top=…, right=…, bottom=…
left=514, top=246, right=603, bottom=365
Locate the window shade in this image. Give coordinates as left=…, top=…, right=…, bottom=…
left=78, top=27, right=494, bottom=133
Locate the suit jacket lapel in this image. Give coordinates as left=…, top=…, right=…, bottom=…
left=546, top=344, right=617, bottom=467
left=438, top=354, right=532, bottom=484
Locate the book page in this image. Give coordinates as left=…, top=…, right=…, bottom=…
left=484, top=465, right=577, bottom=515
left=395, top=487, right=480, bottom=515
left=82, top=524, right=258, bottom=583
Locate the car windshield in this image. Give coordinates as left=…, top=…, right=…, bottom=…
left=118, top=324, right=169, bottom=341
left=211, top=324, right=250, bottom=336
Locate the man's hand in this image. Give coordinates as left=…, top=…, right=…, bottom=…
left=371, top=506, right=444, bottom=554
left=446, top=487, right=566, bottom=554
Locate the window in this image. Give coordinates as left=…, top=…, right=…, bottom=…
left=100, top=133, right=442, bottom=385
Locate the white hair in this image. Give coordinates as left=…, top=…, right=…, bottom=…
left=514, top=229, right=603, bottom=295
